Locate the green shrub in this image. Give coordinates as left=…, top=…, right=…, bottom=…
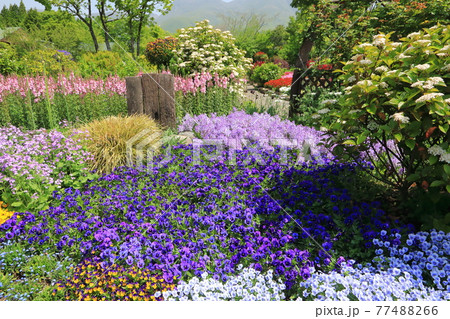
left=78, top=51, right=139, bottom=78
left=80, top=115, right=163, bottom=174
left=23, top=49, right=77, bottom=76
left=0, top=45, right=23, bottom=75
left=173, top=20, right=252, bottom=77
left=250, top=62, right=284, bottom=86
left=325, top=24, right=450, bottom=226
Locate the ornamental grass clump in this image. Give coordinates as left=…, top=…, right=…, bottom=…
left=327, top=24, right=450, bottom=205
left=80, top=115, right=163, bottom=174
left=54, top=258, right=176, bottom=301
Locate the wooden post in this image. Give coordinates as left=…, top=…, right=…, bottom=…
left=125, top=77, right=144, bottom=115
left=126, top=74, right=176, bottom=129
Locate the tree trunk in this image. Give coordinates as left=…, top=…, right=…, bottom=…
left=136, top=18, right=144, bottom=57
left=289, top=36, right=315, bottom=118
left=99, top=2, right=111, bottom=51
left=128, top=17, right=135, bottom=57
left=88, top=24, right=99, bottom=52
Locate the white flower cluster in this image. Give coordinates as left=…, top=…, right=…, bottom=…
left=373, top=34, right=386, bottom=47
left=390, top=112, right=410, bottom=124
left=321, top=99, right=337, bottom=106
left=375, top=66, right=388, bottom=74
left=428, top=145, right=450, bottom=164
left=415, top=63, right=431, bottom=71
left=163, top=266, right=286, bottom=301
left=412, top=77, right=445, bottom=90
left=415, top=93, right=444, bottom=103
left=174, top=20, right=252, bottom=78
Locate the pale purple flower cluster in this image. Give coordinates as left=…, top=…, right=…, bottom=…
left=178, top=110, right=331, bottom=159
left=0, top=126, right=92, bottom=194
left=163, top=265, right=285, bottom=301
left=298, top=265, right=449, bottom=301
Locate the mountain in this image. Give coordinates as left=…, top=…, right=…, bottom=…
left=154, top=0, right=296, bottom=33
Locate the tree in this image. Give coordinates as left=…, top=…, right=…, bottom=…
left=34, top=0, right=53, bottom=11
left=287, top=0, right=450, bottom=117
left=113, top=0, right=173, bottom=58
left=49, top=0, right=100, bottom=52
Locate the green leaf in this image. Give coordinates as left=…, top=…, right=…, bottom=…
left=430, top=180, right=445, bottom=188
left=444, top=165, right=450, bottom=176
left=446, top=185, right=450, bottom=193
left=366, top=104, right=377, bottom=115
left=343, top=140, right=356, bottom=145
left=393, top=132, right=403, bottom=142
left=11, top=201, right=23, bottom=207
left=429, top=155, right=438, bottom=165
left=405, top=139, right=415, bottom=150
left=356, top=132, right=368, bottom=145
left=406, top=174, right=419, bottom=182
left=439, top=124, right=449, bottom=133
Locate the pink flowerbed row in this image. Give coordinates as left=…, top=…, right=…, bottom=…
left=0, top=72, right=240, bottom=103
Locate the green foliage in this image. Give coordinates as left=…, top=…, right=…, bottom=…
left=250, top=62, right=284, bottom=86
left=0, top=45, right=23, bottom=75
left=292, top=86, right=343, bottom=130
left=325, top=25, right=450, bottom=222
left=176, top=87, right=241, bottom=118
left=174, top=19, right=252, bottom=77
left=0, top=91, right=127, bottom=130
left=78, top=51, right=139, bottom=78
left=23, top=49, right=77, bottom=77
left=0, top=242, right=75, bottom=301
left=80, top=114, right=164, bottom=174
left=145, top=36, right=178, bottom=70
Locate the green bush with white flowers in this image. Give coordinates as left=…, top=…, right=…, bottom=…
left=173, top=20, right=252, bottom=78
left=326, top=24, right=449, bottom=225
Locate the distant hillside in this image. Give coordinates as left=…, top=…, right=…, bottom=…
left=154, top=0, right=296, bottom=33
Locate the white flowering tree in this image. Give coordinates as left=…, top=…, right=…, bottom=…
left=173, top=20, right=252, bottom=78
left=326, top=25, right=449, bottom=201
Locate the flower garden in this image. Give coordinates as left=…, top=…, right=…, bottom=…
left=0, top=19, right=449, bottom=302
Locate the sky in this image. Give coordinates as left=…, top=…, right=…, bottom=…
left=1, top=0, right=235, bottom=12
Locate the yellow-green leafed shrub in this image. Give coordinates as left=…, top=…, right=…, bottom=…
left=79, top=51, right=140, bottom=78
left=24, top=49, right=77, bottom=76
left=80, top=115, right=163, bottom=174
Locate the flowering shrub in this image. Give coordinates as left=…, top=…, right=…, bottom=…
left=145, top=37, right=178, bottom=70
left=0, top=126, right=95, bottom=213
left=372, top=230, right=450, bottom=291
left=327, top=25, right=450, bottom=213
left=272, top=57, right=290, bottom=69
left=253, top=51, right=269, bottom=62
left=298, top=264, right=449, bottom=301
left=173, top=20, right=252, bottom=78
left=23, top=49, right=78, bottom=77
left=250, top=63, right=285, bottom=86
left=54, top=258, right=176, bottom=301
left=163, top=266, right=285, bottom=301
